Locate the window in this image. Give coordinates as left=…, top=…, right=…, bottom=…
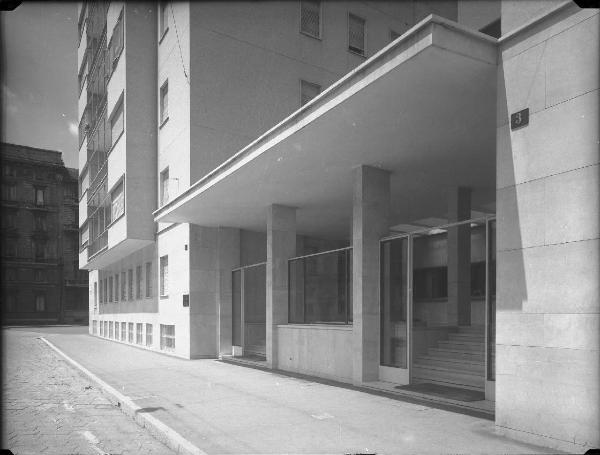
left=104, top=321, right=108, bottom=337
left=160, top=168, right=169, bottom=206
left=4, top=241, right=17, bottom=258
left=115, top=322, right=120, bottom=340
left=159, top=1, right=169, bottom=38
left=348, top=14, right=365, bottom=55
left=2, top=184, right=17, bottom=201
left=94, top=282, right=98, bottom=310
left=78, top=53, right=87, bottom=95
left=81, top=223, right=89, bottom=248
left=35, top=294, right=46, bottom=312
left=99, top=320, right=104, bottom=336
left=108, top=10, right=124, bottom=70
left=111, top=180, right=124, bottom=220
left=145, top=262, right=152, bottom=297
left=128, top=269, right=133, bottom=300
left=109, top=321, right=114, bottom=339
left=300, top=0, right=320, bottom=38
left=114, top=274, right=119, bottom=302
left=99, top=278, right=104, bottom=304
left=136, top=323, right=143, bottom=344
left=104, top=278, right=108, bottom=305
left=34, top=214, right=47, bottom=231
left=146, top=323, right=153, bottom=346
left=160, top=255, right=169, bottom=296
left=34, top=187, right=45, bottom=206
left=128, top=322, right=133, bottom=343
left=160, top=324, right=175, bottom=351
left=93, top=320, right=98, bottom=335
left=160, top=80, right=168, bottom=124
left=32, top=240, right=46, bottom=261
left=78, top=2, right=87, bottom=43
left=110, top=99, right=124, bottom=148
left=121, top=271, right=126, bottom=300
left=390, top=29, right=401, bottom=42
left=34, top=269, right=45, bottom=282
left=120, top=321, right=126, bottom=340
left=136, top=265, right=142, bottom=299
left=4, top=210, right=17, bottom=228
left=109, top=275, right=113, bottom=302
left=289, top=248, right=352, bottom=324
left=300, top=80, right=321, bottom=106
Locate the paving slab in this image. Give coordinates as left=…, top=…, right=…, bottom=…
left=19, top=326, right=563, bottom=455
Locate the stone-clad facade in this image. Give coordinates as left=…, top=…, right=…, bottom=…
left=1, top=142, right=88, bottom=324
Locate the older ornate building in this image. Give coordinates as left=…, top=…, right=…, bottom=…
left=1, top=142, right=88, bottom=324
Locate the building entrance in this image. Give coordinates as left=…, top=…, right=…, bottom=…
left=379, top=218, right=496, bottom=398
left=232, top=263, right=266, bottom=358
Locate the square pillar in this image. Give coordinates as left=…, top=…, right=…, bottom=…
left=266, top=204, right=296, bottom=369
left=447, top=187, right=471, bottom=326
left=352, top=165, right=390, bottom=385
left=216, top=227, right=240, bottom=357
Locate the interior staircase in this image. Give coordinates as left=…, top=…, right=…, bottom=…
left=412, top=325, right=486, bottom=392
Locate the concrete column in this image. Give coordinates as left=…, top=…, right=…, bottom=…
left=266, top=204, right=296, bottom=369
left=447, top=187, right=471, bottom=326
left=216, top=227, right=240, bottom=357
left=352, top=165, right=390, bottom=384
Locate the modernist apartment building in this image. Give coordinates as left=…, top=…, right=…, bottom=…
left=1, top=142, right=89, bottom=324
left=78, top=1, right=598, bottom=452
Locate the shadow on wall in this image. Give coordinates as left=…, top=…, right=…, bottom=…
left=496, top=62, right=528, bottom=313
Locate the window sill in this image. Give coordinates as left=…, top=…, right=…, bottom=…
left=300, top=30, right=321, bottom=41
left=159, top=27, right=169, bottom=45
left=159, top=116, right=169, bottom=129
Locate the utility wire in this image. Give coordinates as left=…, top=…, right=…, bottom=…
left=169, top=2, right=190, bottom=85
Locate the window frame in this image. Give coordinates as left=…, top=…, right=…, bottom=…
left=160, top=324, right=175, bottom=351
left=160, top=167, right=169, bottom=207
left=145, top=261, right=152, bottom=298
left=35, top=294, right=46, bottom=312
left=159, top=255, right=169, bottom=297
left=34, top=187, right=45, bottom=206
left=159, top=80, right=169, bottom=126
left=128, top=268, right=133, bottom=300
left=299, top=0, right=322, bottom=40
left=109, top=93, right=125, bottom=152
left=136, top=322, right=143, bottom=345
left=110, top=177, right=125, bottom=224
left=347, top=12, right=366, bottom=57
left=136, top=265, right=142, bottom=299
left=159, top=1, right=169, bottom=42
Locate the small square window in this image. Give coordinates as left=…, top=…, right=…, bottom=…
left=348, top=14, right=366, bottom=55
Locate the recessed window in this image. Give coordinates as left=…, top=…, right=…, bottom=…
left=160, top=167, right=169, bottom=206
left=34, top=214, right=47, bottom=231
left=114, top=274, right=119, bottom=302
left=104, top=321, right=108, bottom=337
left=111, top=180, right=124, bottom=221
left=146, top=323, right=153, bottom=346
left=128, top=268, right=133, bottom=300
left=160, top=255, right=169, bottom=297
left=121, top=271, right=127, bottom=300
left=300, top=0, right=321, bottom=38
left=120, top=321, right=126, bottom=340
left=115, top=322, right=120, bottom=340
left=35, top=294, right=46, bottom=312
left=2, top=184, right=17, bottom=201
left=160, top=324, right=175, bottom=350
left=160, top=80, right=169, bottom=125
left=81, top=223, right=89, bottom=248
left=159, top=1, right=169, bottom=39
left=136, top=323, right=143, bottom=344
left=94, top=282, right=98, bottom=310
left=348, top=13, right=365, bottom=55
left=110, top=98, right=124, bottom=148
left=109, top=275, right=113, bottom=302
left=136, top=265, right=142, bottom=299
left=32, top=240, right=46, bottom=261
left=145, top=261, right=152, bottom=297
left=34, top=269, right=45, bottom=282
left=300, top=80, right=321, bottom=106
left=128, top=322, right=133, bottom=343
left=34, top=188, right=45, bottom=206
left=108, top=10, right=124, bottom=70
left=78, top=53, right=87, bottom=95
left=109, top=321, right=114, bottom=338
left=93, top=320, right=98, bottom=335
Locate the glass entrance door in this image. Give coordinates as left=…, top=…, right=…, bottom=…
left=231, top=263, right=266, bottom=358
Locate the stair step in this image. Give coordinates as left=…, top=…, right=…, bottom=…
left=414, top=356, right=484, bottom=373
left=412, top=365, right=485, bottom=390
left=428, top=348, right=485, bottom=361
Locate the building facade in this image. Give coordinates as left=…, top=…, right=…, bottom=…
left=78, top=1, right=598, bottom=452
left=1, top=142, right=89, bottom=324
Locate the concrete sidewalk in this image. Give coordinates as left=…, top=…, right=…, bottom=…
left=41, top=329, right=557, bottom=455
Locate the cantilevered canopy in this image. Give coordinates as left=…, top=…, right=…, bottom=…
left=154, top=16, right=498, bottom=238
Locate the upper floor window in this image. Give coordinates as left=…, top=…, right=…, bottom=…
left=160, top=80, right=169, bottom=125
left=136, top=265, right=142, bottom=299
left=114, top=274, right=119, bottom=302
left=128, top=268, right=133, bottom=300
left=348, top=13, right=366, bottom=56
left=34, top=187, right=45, bottom=206
left=4, top=240, right=17, bottom=258
left=300, top=0, right=321, bottom=39
left=4, top=210, right=17, bottom=228
left=111, top=180, right=125, bottom=221
left=300, top=80, right=321, bottom=106
left=145, top=261, right=152, bottom=297
left=3, top=164, right=17, bottom=177
left=35, top=294, right=46, bottom=312
left=160, top=255, right=168, bottom=297
left=34, top=213, right=47, bottom=231
left=32, top=240, right=46, bottom=261
left=109, top=275, right=113, bottom=302
left=160, top=167, right=169, bottom=206
left=78, top=2, right=87, bottom=43
left=110, top=97, right=124, bottom=148
left=78, top=53, right=87, bottom=96
left=2, top=183, right=17, bottom=201
left=81, top=223, right=89, bottom=248
left=159, top=1, right=169, bottom=39
left=108, top=10, right=124, bottom=71
left=121, top=271, right=127, bottom=300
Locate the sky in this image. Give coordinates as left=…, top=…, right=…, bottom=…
left=1, top=2, right=78, bottom=168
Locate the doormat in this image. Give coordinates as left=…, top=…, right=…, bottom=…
left=395, top=383, right=485, bottom=402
